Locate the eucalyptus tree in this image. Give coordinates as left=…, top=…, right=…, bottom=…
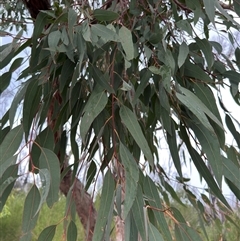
left=1, top=0, right=240, bottom=241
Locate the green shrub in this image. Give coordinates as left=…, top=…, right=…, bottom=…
left=0, top=191, right=85, bottom=241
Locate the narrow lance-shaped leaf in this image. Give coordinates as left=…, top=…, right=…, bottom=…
left=93, top=9, right=119, bottom=21
left=80, top=90, right=108, bottom=143
left=120, top=142, right=139, bottom=219
left=195, top=37, right=214, bottom=69
left=222, top=156, right=240, bottom=186
left=67, top=220, right=78, bottom=241
left=131, top=185, right=147, bottom=241
left=178, top=42, right=189, bottom=68
left=148, top=223, right=164, bottom=241
left=20, top=185, right=41, bottom=241
left=92, top=170, right=115, bottom=241
left=143, top=176, right=173, bottom=241
left=203, top=0, right=215, bottom=24
left=120, top=106, right=154, bottom=166
left=190, top=121, right=223, bottom=187
left=0, top=125, right=23, bottom=163
left=181, top=124, right=230, bottom=209
left=39, top=148, right=60, bottom=207
left=34, top=169, right=51, bottom=215
left=119, top=26, right=134, bottom=61
left=166, top=119, right=183, bottom=178
left=37, top=225, right=57, bottom=241
left=0, top=164, right=18, bottom=212
left=176, top=86, right=223, bottom=133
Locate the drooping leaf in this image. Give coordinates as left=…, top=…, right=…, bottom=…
left=0, top=164, right=18, bottom=212
left=92, top=170, right=115, bottom=241
left=91, top=24, right=119, bottom=42
left=195, top=37, right=214, bottom=69
left=203, top=0, right=215, bottom=23
left=0, top=71, right=12, bottom=94
left=222, top=156, right=240, bottom=186
left=67, top=220, right=78, bottom=241
left=35, top=169, right=51, bottom=215
left=178, top=42, right=189, bottom=68
left=176, top=86, right=223, bottom=132
left=0, top=125, right=23, bottom=164
left=143, top=176, right=172, bottom=241
left=93, top=9, right=119, bottom=21
left=80, top=89, right=108, bottom=143
left=39, top=148, right=60, bottom=207
left=148, top=223, right=164, bottom=241
left=166, top=119, right=183, bottom=178
left=181, top=125, right=230, bottom=209
left=120, top=106, right=154, bottom=166
left=119, top=26, right=134, bottom=61
left=20, top=185, right=41, bottom=241
left=120, top=142, right=139, bottom=219
left=132, top=185, right=147, bottom=241
left=233, top=0, right=240, bottom=17
left=190, top=121, right=223, bottom=187
left=37, top=225, right=57, bottom=241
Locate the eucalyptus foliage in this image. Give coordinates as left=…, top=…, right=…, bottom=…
left=1, top=0, right=240, bottom=241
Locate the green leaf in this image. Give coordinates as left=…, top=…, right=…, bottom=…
left=0, top=125, right=23, bottom=164
left=119, top=26, right=134, bottom=61
left=93, top=9, right=119, bottom=21
left=143, top=176, right=172, bottom=241
left=233, top=0, right=240, bottom=17
left=0, top=71, right=12, bottom=94
left=176, top=87, right=223, bottom=132
left=166, top=119, right=183, bottom=177
left=35, top=169, right=51, bottom=215
left=85, top=161, right=97, bottom=191
left=68, top=8, right=77, bottom=44
left=184, top=61, right=212, bottom=82
left=175, top=223, right=203, bottom=241
left=23, top=79, right=42, bottom=139
left=132, top=186, right=147, bottom=241
left=194, top=83, right=225, bottom=147
left=148, top=223, right=164, bottom=241
left=190, top=122, right=223, bottom=187
left=9, top=80, right=30, bottom=127
left=80, top=90, right=108, bottom=143
left=181, top=125, right=230, bottom=208
left=21, top=185, right=41, bottom=241
left=48, top=30, right=61, bottom=51
left=225, top=114, right=240, bottom=147
left=91, top=24, right=119, bottom=42
left=222, top=156, right=240, bottom=185
left=39, top=148, right=60, bottom=207
left=178, top=42, right=189, bottom=68
left=93, top=170, right=115, bottom=241
left=195, top=37, right=214, bottom=69
left=67, top=220, right=78, bottom=241
left=9, top=57, right=24, bottom=72
left=120, top=106, right=154, bottom=166
left=0, top=164, right=18, bottom=212
left=92, top=66, right=115, bottom=93
left=0, top=155, right=17, bottom=178
left=222, top=70, right=240, bottom=85
left=120, top=142, right=139, bottom=219
left=37, top=225, right=57, bottom=241
left=203, top=0, right=215, bottom=23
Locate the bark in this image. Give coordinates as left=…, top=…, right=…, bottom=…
left=60, top=167, right=97, bottom=241
left=22, top=0, right=51, bottom=19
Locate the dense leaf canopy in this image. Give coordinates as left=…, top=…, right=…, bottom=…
left=1, top=0, right=240, bottom=240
